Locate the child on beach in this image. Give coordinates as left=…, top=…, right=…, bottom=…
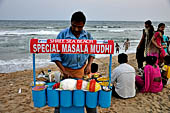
left=115, top=43, right=120, bottom=54
left=90, top=63, right=101, bottom=78
left=83, top=63, right=101, bottom=80
left=161, top=55, right=170, bottom=86
left=123, top=38, right=130, bottom=52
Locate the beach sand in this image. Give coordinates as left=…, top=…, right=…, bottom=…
left=0, top=53, right=170, bottom=113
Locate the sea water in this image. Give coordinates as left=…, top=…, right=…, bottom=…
left=0, top=20, right=170, bottom=73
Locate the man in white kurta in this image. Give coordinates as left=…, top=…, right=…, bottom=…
left=111, top=53, right=136, bottom=98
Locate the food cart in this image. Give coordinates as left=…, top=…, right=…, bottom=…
left=30, top=39, right=114, bottom=113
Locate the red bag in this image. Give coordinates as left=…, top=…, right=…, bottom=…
left=52, top=83, right=60, bottom=89
left=76, top=79, right=83, bottom=90
left=89, top=79, right=96, bottom=92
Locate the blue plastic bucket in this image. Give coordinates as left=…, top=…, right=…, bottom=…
left=47, top=87, right=59, bottom=107
left=60, top=90, right=72, bottom=107
left=32, top=89, right=46, bottom=108
left=86, top=91, right=98, bottom=108
left=73, top=90, right=85, bottom=107
left=60, top=106, right=84, bottom=113
left=46, top=82, right=56, bottom=87
left=99, top=90, right=112, bottom=108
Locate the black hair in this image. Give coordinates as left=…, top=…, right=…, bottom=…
left=71, top=11, right=86, bottom=24
left=144, top=20, right=154, bottom=40
left=91, top=63, right=98, bottom=73
left=157, top=23, right=165, bottom=35
left=145, top=56, right=157, bottom=65
left=164, top=55, right=170, bottom=65
left=145, top=20, right=152, bottom=26
left=118, top=53, right=128, bottom=64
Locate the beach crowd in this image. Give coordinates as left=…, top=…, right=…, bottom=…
left=111, top=20, right=170, bottom=100
left=50, top=11, right=170, bottom=113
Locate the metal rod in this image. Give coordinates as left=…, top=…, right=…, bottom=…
left=108, top=54, right=112, bottom=88
left=33, top=53, right=36, bottom=87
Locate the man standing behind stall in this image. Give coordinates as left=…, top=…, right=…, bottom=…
left=51, top=11, right=96, bottom=113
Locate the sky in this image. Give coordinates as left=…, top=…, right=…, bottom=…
left=0, top=0, right=170, bottom=21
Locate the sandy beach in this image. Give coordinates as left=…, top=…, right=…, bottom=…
left=0, top=53, right=170, bottom=113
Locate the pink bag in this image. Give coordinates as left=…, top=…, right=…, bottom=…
left=159, top=47, right=166, bottom=58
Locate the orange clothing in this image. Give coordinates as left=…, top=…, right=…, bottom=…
left=63, top=64, right=86, bottom=79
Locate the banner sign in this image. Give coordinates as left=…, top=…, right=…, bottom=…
left=30, top=39, right=114, bottom=54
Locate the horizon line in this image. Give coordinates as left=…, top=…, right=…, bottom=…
left=0, top=19, right=170, bottom=22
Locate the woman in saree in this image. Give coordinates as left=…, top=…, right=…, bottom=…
left=135, top=56, right=163, bottom=93
left=148, top=23, right=167, bottom=65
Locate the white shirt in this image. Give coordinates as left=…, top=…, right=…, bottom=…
left=111, top=63, right=136, bottom=98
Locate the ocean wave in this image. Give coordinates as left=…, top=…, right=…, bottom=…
left=0, top=30, right=60, bottom=36
left=1, top=26, right=44, bottom=29
left=46, top=26, right=55, bottom=29
left=0, top=50, right=137, bottom=73
left=0, top=43, right=23, bottom=47
left=0, top=58, right=54, bottom=73
left=109, top=29, right=125, bottom=32
left=109, top=28, right=142, bottom=33
left=0, top=26, right=61, bottom=29
left=95, top=25, right=121, bottom=28
left=127, top=40, right=140, bottom=43
left=85, top=27, right=142, bottom=33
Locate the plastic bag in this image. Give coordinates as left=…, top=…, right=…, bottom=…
left=60, top=79, right=77, bottom=90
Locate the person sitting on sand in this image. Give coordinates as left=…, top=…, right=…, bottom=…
left=135, top=56, right=163, bottom=93
left=123, top=38, right=130, bottom=52
left=111, top=53, right=136, bottom=98
left=161, top=55, right=170, bottom=86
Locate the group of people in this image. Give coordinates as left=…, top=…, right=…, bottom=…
left=51, top=11, right=170, bottom=113
left=136, top=20, right=169, bottom=69
left=136, top=20, right=170, bottom=86
left=111, top=54, right=170, bottom=99
left=115, top=38, right=131, bottom=54
left=112, top=20, right=170, bottom=99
